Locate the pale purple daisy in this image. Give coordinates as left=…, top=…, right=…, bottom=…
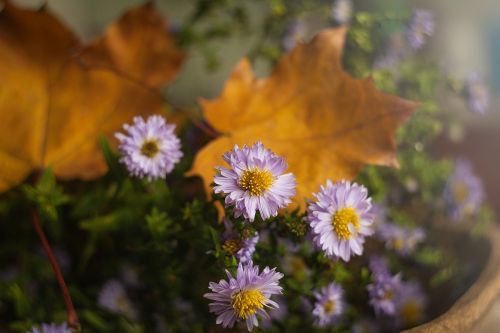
left=307, top=180, right=374, bottom=262
left=331, top=0, right=353, bottom=25
left=27, top=323, right=71, bottom=333
left=312, top=283, right=345, bottom=328
left=214, top=142, right=296, bottom=222
left=406, top=9, right=435, bottom=50
left=367, top=257, right=403, bottom=316
left=395, top=281, right=427, bottom=327
left=282, top=20, right=308, bottom=51
left=98, top=279, right=137, bottom=320
left=204, top=261, right=283, bottom=331
left=377, top=223, right=425, bottom=256
left=115, top=115, right=183, bottom=180
left=444, top=158, right=484, bottom=221
left=221, top=218, right=259, bottom=263
left=465, top=72, right=490, bottom=114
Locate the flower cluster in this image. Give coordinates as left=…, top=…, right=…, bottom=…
left=367, top=257, right=427, bottom=327
left=208, top=143, right=377, bottom=330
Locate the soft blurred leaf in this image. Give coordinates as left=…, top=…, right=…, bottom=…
left=188, top=28, right=416, bottom=209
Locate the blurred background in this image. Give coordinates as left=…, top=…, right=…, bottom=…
left=5, top=0, right=500, bottom=330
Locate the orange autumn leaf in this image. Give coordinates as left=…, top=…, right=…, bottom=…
left=0, top=1, right=185, bottom=192
left=188, top=27, right=417, bottom=209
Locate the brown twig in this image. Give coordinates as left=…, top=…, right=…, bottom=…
left=32, top=210, right=80, bottom=331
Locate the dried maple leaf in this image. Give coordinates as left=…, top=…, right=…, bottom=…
left=0, top=1, right=185, bottom=192
left=188, top=27, right=417, bottom=209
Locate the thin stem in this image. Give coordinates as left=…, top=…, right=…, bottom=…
left=32, top=210, right=80, bottom=331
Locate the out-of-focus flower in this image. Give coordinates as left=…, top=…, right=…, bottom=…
left=331, top=0, right=353, bottom=25
left=406, top=9, right=435, bottom=50
left=214, top=142, right=296, bottom=222
left=377, top=223, right=425, bottom=256
left=115, top=115, right=183, bottom=180
left=373, top=33, right=409, bottom=70
left=367, top=257, right=403, bottom=316
left=351, top=317, right=380, bottom=333
left=98, top=279, right=137, bottom=320
left=282, top=20, right=308, bottom=51
left=395, top=281, right=427, bottom=327
left=282, top=254, right=311, bottom=282
left=204, top=262, right=283, bottom=331
left=28, top=323, right=71, bottom=333
left=261, top=295, right=288, bottom=328
left=308, top=180, right=374, bottom=261
left=221, top=218, right=259, bottom=263
left=444, top=159, right=484, bottom=221
left=370, top=203, right=388, bottom=233
left=120, top=264, right=140, bottom=288
left=465, top=72, right=490, bottom=114
left=312, top=283, right=345, bottom=327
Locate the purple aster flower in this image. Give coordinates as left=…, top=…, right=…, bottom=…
left=98, top=279, right=137, bottom=320
left=465, top=72, right=490, bottom=114
left=214, top=142, right=296, bottom=222
left=307, top=180, right=374, bottom=262
left=115, top=115, right=183, bottom=180
left=331, top=0, right=353, bottom=25
left=221, top=218, right=259, bottom=263
left=312, top=283, right=345, bottom=328
left=444, top=158, right=485, bottom=221
left=282, top=20, right=308, bottom=51
left=367, top=257, right=403, bottom=316
left=395, top=281, right=427, bottom=327
left=204, top=261, right=283, bottom=331
left=406, top=9, right=435, bottom=50
left=27, top=323, right=71, bottom=333
left=377, top=223, right=425, bottom=256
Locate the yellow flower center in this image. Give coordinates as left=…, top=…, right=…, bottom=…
left=401, top=300, right=422, bottom=325
left=332, top=207, right=360, bottom=240
left=452, top=182, right=469, bottom=204
left=323, top=300, right=335, bottom=314
left=383, top=290, right=395, bottom=300
left=231, top=289, right=266, bottom=319
left=222, top=239, right=243, bottom=255
left=239, top=168, right=275, bottom=196
left=140, top=139, right=160, bottom=158
left=394, top=238, right=405, bottom=251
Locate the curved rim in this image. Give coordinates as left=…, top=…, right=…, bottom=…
left=403, top=223, right=500, bottom=333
